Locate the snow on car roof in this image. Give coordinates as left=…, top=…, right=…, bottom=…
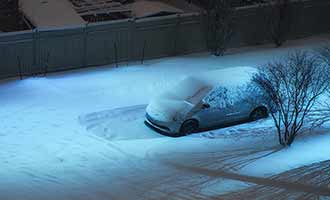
left=192, top=66, right=257, bottom=88
left=157, top=67, right=257, bottom=104
left=159, top=76, right=212, bottom=103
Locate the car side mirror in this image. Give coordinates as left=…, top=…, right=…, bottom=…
left=202, top=103, right=210, bottom=109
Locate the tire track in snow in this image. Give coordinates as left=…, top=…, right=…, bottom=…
left=79, top=104, right=163, bottom=141
left=78, top=104, right=147, bottom=131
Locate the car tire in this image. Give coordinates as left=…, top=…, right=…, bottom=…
left=250, top=107, right=268, bottom=121
left=179, top=119, right=199, bottom=136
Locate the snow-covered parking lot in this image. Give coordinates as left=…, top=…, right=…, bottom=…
left=1, top=34, right=330, bottom=200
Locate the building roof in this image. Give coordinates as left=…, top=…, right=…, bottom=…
left=124, top=0, right=183, bottom=19
left=70, top=0, right=130, bottom=16
left=19, top=0, right=86, bottom=28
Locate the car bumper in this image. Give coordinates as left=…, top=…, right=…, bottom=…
left=145, top=113, right=179, bottom=135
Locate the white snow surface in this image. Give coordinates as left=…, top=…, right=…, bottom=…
left=1, top=34, right=330, bottom=199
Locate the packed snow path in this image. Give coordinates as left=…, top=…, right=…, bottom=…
left=1, top=34, right=330, bottom=200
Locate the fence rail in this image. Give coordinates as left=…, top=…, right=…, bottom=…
left=0, top=0, right=330, bottom=79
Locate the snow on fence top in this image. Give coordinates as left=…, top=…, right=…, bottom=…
left=19, top=0, right=86, bottom=28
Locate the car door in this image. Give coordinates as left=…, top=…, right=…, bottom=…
left=194, top=86, right=232, bottom=129
left=231, top=86, right=266, bottom=122
left=222, top=102, right=242, bottom=122
left=194, top=104, right=228, bottom=129
left=199, top=86, right=249, bottom=127
left=237, top=100, right=256, bottom=120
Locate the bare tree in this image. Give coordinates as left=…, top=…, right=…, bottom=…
left=310, top=46, right=330, bottom=127
left=205, top=0, right=236, bottom=56
left=252, top=51, right=330, bottom=146
left=267, top=0, right=292, bottom=47
left=317, top=45, right=330, bottom=66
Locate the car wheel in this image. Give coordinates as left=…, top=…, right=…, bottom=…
left=179, top=119, right=199, bottom=136
left=250, top=107, right=268, bottom=121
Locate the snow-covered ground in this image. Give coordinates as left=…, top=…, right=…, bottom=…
left=1, top=34, right=330, bottom=200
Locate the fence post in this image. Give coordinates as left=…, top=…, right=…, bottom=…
left=106, top=40, right=110, bottom=64
left=114, top=42, right=118, bottom=67
left=83, top=23, right=88, bottom=68
left=173, top=14, right=181, bottom=56
left=35, top=28, right=41, bottom=76
left=32, top=28, right=37, bottom=74
left=129, top=18, right=136, bottom=61
left=141, top=40, right=147, bottom=64
left=17, top=55, right=22, bottom=80
left=201, top=11, right=208, bottom=52
left=44, top=51, right=50, bottom=76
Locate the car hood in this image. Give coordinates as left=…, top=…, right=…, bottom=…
left=146, top=98, right=194, bottom=122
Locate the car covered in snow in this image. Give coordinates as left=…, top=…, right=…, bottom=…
left=145, top=67, right=270, bottom=136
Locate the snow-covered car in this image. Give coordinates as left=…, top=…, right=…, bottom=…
left=145, top=67, right=270, bottom=136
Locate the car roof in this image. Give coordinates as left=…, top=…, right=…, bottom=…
left=158, top=66, right=257, bottom=104
left=190, top=66, right=257, bottom=88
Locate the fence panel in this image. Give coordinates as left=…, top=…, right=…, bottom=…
left=134, top=15, right=178, bottom=61
left=0, top=31, right=34, bottom=78
left=38, top=26, right=85, bottom=72
left=230, top=6, right=270, bottom=48
left=86, top=20, right=131, bottom=67
left=293, top=0, right=330, bottom=37
left=1, top=0, right=330, bottom=80
left=176, top=13, right=207, bottom=54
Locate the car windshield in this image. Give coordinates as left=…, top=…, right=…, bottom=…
left=169, top=77, right=212, bottom=105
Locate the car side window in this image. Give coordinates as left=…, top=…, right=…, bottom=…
left=203, top=86, right=234, bottom=109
